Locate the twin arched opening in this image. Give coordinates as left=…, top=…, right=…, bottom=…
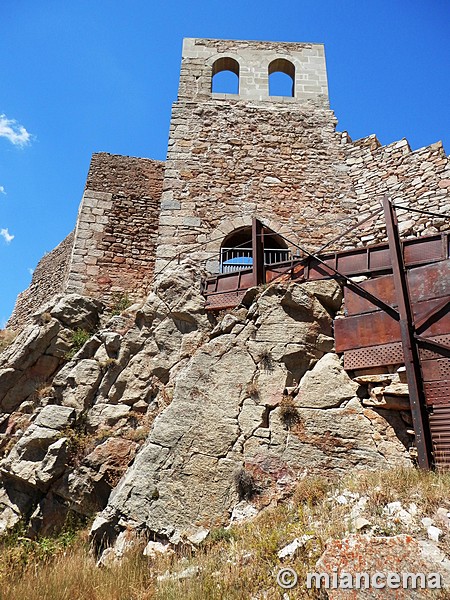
left=211, top=56, right=295, bottom=97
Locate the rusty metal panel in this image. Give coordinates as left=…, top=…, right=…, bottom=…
left=343, top=342, right=404, bottom=370
left=336, top=300, right=450, bottom=353
left=429, top=406, right=450, bottom=468
left=424, top=381, right=450, bottom=405
left=335, top=251, right=369, bottom=274
left=344, top=276, right=396, bottom=316
left=413, top=298, right=450, bottom=334
left=419, top=335, right=450, bottom=360
left=205, top=290, right=247, bottom=311
left=368, top=246, right=392, bottom=270
left=421, top=358, right=450, bottom=382
left=335, top=313, right=401, bottom=352
left=408, top=260, right=450, bottom=303
left=404, top=234, right=445, bottom=265
left=344, top=260, right=450, bottom=317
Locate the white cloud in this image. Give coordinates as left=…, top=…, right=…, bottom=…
left=0, top=186, right=5, bottom=195
left=0, top=228, right=14, bottom=244
left=28, top=267, right=34, bottom=275
left=0, top=114, right=31, bottom=147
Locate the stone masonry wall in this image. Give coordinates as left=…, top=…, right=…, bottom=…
left=157, top=99, right=358, bottom=273
left=7, top=231, right=75, bottom=330
left=65, top=153, right=164, bottom=303
left=338, top=134, right=450, bottom=247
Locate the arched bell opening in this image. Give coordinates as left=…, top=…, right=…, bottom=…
left=212, top=57, right=240, bottom=94
left=220, top=225, right=291, bottom=273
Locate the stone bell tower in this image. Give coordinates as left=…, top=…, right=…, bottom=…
left=155, top=38, right=356, bottom=275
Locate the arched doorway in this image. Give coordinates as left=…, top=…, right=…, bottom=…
left=220, top=225, right=291, bottom=273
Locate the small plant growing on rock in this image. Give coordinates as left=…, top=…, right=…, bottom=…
left=259, top=349, right=273, bottom=372
left=97, top=358, right=118, bottom=370
left=64, top=328, right=91, bottom=360
left=35, top=381, right=53, bottom=400
left=279, top=395, right=300, bottom=429
left=38, top=312, right=52, bottom=325
left=234, top=468, right=260, bottom=501
left=246, top=381, right=259, bottom=399
left=0, top=329, right=17, bottom=353
left=110, top=292, right=131, bottom=316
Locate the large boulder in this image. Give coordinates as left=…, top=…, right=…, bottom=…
left=53, top=359, right=103, bottom=411
left=42, top=294, right=102, bottom=331
left=0, top=405, right=76, bottom=490
left=295, top=352, right=360, bottom=408
left=54, top=437, right=138, bottom=515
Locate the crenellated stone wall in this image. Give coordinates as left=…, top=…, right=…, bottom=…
left=65, top=153, right=164, bottom=303
left=338, top=134, right=450, bottom=248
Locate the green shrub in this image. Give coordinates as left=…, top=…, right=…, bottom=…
left=110, top=292, right=131, bottom=316
left=64, top=328, right=91, bottom=360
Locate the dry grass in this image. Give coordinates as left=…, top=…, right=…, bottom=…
left=1, top=466, right=450, bottom=599
left=0, top=329, right=17, bottom=354
left=0, top=538, right=155, bottom=600
left=246, top=381, right=259, bottom=399
left=345, top=466, right=450, bottom=514
left=279, top=395, right=300, bottom=429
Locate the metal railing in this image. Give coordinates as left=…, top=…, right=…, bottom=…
left=220, top=247, right=292, bottom=273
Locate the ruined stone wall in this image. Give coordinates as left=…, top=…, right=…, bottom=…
left=7, top=231, right=75, bottom=330
left=338, top=134, right=450, bottom=247
left=65, top=153, right=164, bottom=303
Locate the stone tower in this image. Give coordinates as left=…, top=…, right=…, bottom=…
left=155, top=38, right=356, bottom=275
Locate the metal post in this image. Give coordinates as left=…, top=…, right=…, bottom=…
left=252, top=217, right=265, bottom=286
left=383, top=196, right=432, bottom=469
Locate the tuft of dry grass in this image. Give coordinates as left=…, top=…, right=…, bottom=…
left=0, top=329, right=17, bottom=354
left=279, top=395, right=300, bottom=429
left=246, top=381, right=259, bottom=399
left=292, top=474, right=330, bottom=507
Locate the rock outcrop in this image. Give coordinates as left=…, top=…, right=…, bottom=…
left=0, top=265, right=412, bottom=555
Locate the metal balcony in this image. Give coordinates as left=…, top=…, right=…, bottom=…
left=220, top=247, right=292, bottom=273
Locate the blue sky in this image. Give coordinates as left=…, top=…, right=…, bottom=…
left=1, top=0, right=449, bottom=326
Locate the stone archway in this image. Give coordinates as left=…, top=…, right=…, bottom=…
left=204, top=216, right=299, bottom=275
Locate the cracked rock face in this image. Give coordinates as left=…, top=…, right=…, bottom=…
left=0, top=268, right=412, bottom=548
left=90, top=277, right=411, bottom=548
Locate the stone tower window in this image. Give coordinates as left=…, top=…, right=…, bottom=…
left=212, top=57, right=240, bottom=94
left=268, top=58, right=295, bottom=97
